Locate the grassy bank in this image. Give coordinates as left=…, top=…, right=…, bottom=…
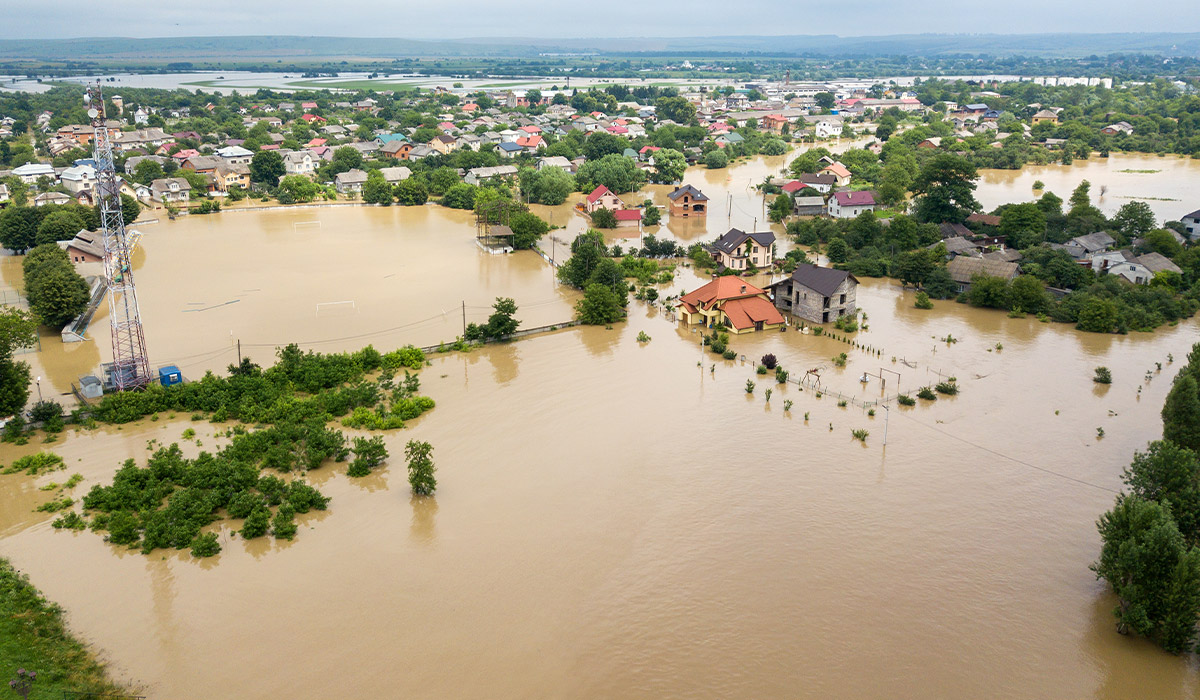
left=0, top=557, right=128, bottom=699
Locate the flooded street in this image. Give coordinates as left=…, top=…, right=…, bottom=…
left=1, top=155, right=1199, bottom=698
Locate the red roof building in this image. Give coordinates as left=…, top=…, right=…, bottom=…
left=677, top=277, right=785, bottom=333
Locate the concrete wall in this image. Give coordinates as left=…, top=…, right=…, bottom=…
left=774, top=278, right=857, bottom=324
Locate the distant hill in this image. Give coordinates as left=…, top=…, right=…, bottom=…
left=1, top=33, right=1199, bottom=62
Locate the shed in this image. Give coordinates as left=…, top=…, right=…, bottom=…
left=158, top=365, right=183, bottom=387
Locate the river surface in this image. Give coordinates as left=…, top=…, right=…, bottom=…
left=1, top=155, right=1199, bottom=698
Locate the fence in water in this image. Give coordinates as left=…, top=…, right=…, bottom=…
left=417, top=320, right=578, bottom=354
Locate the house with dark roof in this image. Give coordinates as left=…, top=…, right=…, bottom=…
left=766, top=263, right=858, bottom=324
left=1181, top=208, right=1200, bottom=240
left=792, top=196, right=826, bottom=217
left=711, top=228, right=776, bottom=271
left=676, top=277, right=785, bottom=334
left=667, top=184, right=708, bottom=218
left=1064, top=232, right=1116, bottom=259
left=946, top=257, right=1019, bottom=293
left=797, top=172, right=836, bottom=193
left=828, top=190, right=876, bottom=219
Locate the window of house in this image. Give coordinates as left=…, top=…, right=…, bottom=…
left=840, top=294, right=846, bottom=304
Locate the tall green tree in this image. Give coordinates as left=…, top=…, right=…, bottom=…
left=575, top=283, right=624, bottom=325
left=558, top=230, right=607, bottom=289
left=1123, top=440, right=1200, bottom=547
left=0, top=206, right=39, bottom=254
left=361, top=171, right=393, bottom=205
left=250, top=150, right=285, bottom=184
left=1092, top=495, right=1200, bottom=654
left=999, top=202, right=1046, bottom=250
left=576, top=153, right=645, bottom=193
left=1163, top=374, right=1200, bottom=452
left=0, top=307, right=37, bottom=415
left=405, top=440, right=437, bottom=496
left=652, top=148, right=686, bottom=184
left=910, top=153, right=979, bottom=224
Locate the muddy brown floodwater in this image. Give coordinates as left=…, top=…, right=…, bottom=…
left=1, top=154, right=1200, bottom=699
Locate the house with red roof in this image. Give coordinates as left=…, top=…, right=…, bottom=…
left=305, top=138, right=326, bottom=148
left=461, top=102, right=479, bottom=112
left=301, top=113, right=326, bottom=123
left=606, top=125, right=630, bottom=136
left=516, top=135, right=545, bottom=152
left=819, top=161, right=852, bottom=186
left=518, top=125, right=542, bottom=135
left=584, top=185, right=625, bottom=214
left=639, top=145, right=661, bottom=156
left=676, top=277, right=785, bottom=333
left=829, top=190, right=877, bottom=219
left=171, top=148, right=200, bottom=162
left=613, top=209, right=642, bottom=227
left=301, top=102, right=318, bottom=110
left=761, top=114, right=788, bottom=134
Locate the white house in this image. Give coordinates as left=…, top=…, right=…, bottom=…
left=12, top=162, right=56, bottom=184
left=1182, top=208, right=1200, bottom=241
left=283, top=151, right=315, bottom=177
left=828, top=190, right=877, bottom=219
left=59, top=164, right=97, bottom=194
left=215, top=145, right=254, bottom=165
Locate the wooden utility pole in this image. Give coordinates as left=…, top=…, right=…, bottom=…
left=237, top=339, right=242, bottom=365
left=462, top=301, right=467, bottom=336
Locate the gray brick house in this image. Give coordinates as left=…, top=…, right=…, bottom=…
left=766, top=263, right=858, bottom=324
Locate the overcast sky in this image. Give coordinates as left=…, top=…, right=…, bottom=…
left=3, top=0, right=1198, bottom=38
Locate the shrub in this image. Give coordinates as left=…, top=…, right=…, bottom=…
left=935, top=381, right=959, bottom=395
left=30, top=400, right=63, bottom=423
left=775, top=367, right=789, bottom=384
left=636, top=330, right=651, bottom=343
left=52, top=511, right=87, bottom=530
left=1094, top=366, right=1112, bottom=384
left=745, top=380, right=756, bottom=394
left=756, top=365, right=768, bottom=375
left=917, top=386, right=937, bottom=400
left=722, top=349, right=737, bottom=360
left=347, top=436, right=388, bottom=477
left=783, top=400, right=793, bottom=412
left=240, top=506, right=271, bottom=539
left=851, top=428, right=869, bottom=443
left=760, top=354, right=778, bottom=369
left=4, top=452, right=65, bottom=475
left=271, top=503, right=298, bottom=540
left=832, top=353, right=848, bottom=367
left=190, top=532, right=221, bottom=557
left=914, top=291, right=934, bottom=310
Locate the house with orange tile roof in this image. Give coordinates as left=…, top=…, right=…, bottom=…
left=819, top=161, right=852, bottom=186
left=676, top=277, right=785, bottom=333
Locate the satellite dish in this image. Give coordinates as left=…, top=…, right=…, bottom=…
left=87, top=108, right=99, bottom=119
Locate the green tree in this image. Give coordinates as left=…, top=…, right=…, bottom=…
left=923, top=266, right=958, bottom=299
left=0, top=307, right=37, bottom=415
left=1113, top=201, right=1157, bottom=241
left=825, top=237, right=849, bottom=263
left=576, top=153, right=645, bottom=193
left=395, top=178, right=428, bottom=206
left=1092, top=495, right=1200, bottom=653
left=131, top=159, right=164, bottom=185
left=1123, top=441, right=1200, bottom=546
left=576, top=283, right=625, bottom=324
left=35, top=209, right=85, bottom=246
left=519, top=166, right=574, bottom=205
left=965, top=274, right=1010, bottom=309
left=641, top=201, right=662, bottom=226
left=441, top=183, right=477, bottom=210
left=1142, top=229, right=1183, bottom=258
left=120, top=193, right=141, bottom=224
left=483, top=297, right=520, bottom=338
left=704, top=149, right=729, bottom=169
left=328, top=146, right=363, bottom=176
left=655, top=96, right=697, bottom=124
left=250, top=150, right=285, bottom=184
left=1076, top=296, right=1121, bottom=333
left=405, top=440, right=437, bottom=496
left=815, top=93, right=836, bottom=110
left=508, top=211, right=548, bottom=250
left=1163, top=374, right=1200, bottom=453
left=0, top=206, right=39, bottom=253
left=1008, top=275, right=1050, bottom=313
left=347, top=436, right=389, bottom=477
left=999, top=202, right=1046, bottom=250
left=558, top=230, right=607, bottom=289
left=361, top=170, right=393, bottom=205
left=591, top=207, right=618, bottom=229
left=278, top=175, right=321, bottom=203
left=910, top=153, right=979, bottom=224
left=769, top=193, right=793, bottom=223
left=653, top=148, right=686, bottom=183
left=583, top=132, right=625, bottom=162
left=26, top=263, right=89, bottom=328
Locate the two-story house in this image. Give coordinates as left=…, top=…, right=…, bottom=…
left=711, top=228, right=776, bottom=271
left=766, top=263, right=859, bottom=324
left=667, top=184, right=708, bottom=218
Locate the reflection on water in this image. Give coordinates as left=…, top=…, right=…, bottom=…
left=1, top=155, right=1199, bottom=699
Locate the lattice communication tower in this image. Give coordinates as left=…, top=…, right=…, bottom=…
left=86, top=83, right=151, bottom=390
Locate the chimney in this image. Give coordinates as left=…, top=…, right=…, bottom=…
left=740, top=285, right=746, bottom=294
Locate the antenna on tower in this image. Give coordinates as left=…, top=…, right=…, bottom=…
left=87, top=82, right=152, bottom=391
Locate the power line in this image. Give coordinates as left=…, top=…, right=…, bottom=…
left=894, top=411, right=1118, bottom=494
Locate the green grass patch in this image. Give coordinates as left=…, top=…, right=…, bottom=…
left=0, top=557, right=128, bottom=698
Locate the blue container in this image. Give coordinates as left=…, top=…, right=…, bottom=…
left=158, top=365, right=182, bottom=387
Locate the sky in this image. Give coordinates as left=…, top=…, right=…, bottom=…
left=2, top=0, right=1198, bottom=39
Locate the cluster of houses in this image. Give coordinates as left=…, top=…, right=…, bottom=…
left=772, top=157, right=878, bottom=220
left=676, top=262, right=859, bottom=333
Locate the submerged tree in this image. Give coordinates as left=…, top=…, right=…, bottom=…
left=406, top=440, right=437, bottom=496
